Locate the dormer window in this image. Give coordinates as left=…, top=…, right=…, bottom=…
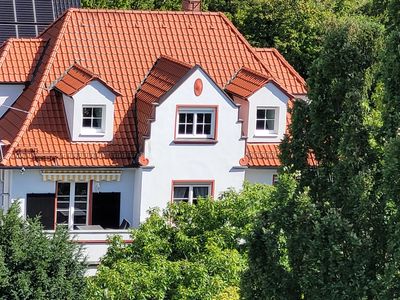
left=82, top=106, right=104, bottom=131
left=52, top=64, right=121, bottom=142
left=255, top=107, right=278, bottom=135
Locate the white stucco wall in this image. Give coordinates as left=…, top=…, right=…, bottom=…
left=245, top=168, right=278, bottom=185
left=247, top=82, right=289, bottom=143
left=0, top=84, right=24, bottom=118
left=62, top=80, right=116, bottom=142
left=8, top=168, right=136, bottom=226
left=139, top=68, right=246, bottom=222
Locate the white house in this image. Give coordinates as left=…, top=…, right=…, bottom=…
left=0, top=4, right=307, bottom=270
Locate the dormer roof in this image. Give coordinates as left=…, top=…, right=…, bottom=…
left=53, top=63, right=121, bottom=97
left=136, top=55, right=193, bottom=105
left=225, top=67, right=293, bottom=99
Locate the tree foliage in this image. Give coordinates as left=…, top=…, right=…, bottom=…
left=87, top=183, right=274, bottom=299
left=0, top=203, right=86, bottom=300
left=243, top=17, right=387, bottom=299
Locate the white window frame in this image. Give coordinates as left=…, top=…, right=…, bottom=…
left=56, top=182, right=89, bottom=230
left=176, top=108, right=216, bottom=139
left=172, top=183, right=212, bottom=205
left=255, top=106, right=279, bottom=135
left=81, top=105, right=106, bottom=135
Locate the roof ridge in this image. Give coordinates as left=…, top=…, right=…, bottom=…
left=218, top=13, right=275, bottom=81
left=240, top=66, right=271, bottom=81
left=2, top=10, right=74, bottom=165
left=68, top=7, right=221, bottom=15
left=0, top=40, right=13, bottom=69
left=158, top=54, right=194, bottom=69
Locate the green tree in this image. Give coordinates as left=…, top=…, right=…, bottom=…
left=379, top=0, right=400, bottom=297
left=86, top=183, right=274, bottom=299
left=243, top=16, right=386, bottom=299
left=0, top=203, right=86, bottom=300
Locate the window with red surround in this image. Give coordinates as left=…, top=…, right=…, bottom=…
left=174, top=106, right=218, bottom=143
left=171, top=181, right=214, bottom=204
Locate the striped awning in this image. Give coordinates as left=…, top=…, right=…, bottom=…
left=41, top=170, right=122, bottom=182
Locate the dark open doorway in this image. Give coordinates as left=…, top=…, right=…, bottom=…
left=92, top=192, right=120, bottom=229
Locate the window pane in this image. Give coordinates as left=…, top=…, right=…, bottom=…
left=186, top=113, right=194, bottom=123
left=174, top=186, right=189, bottom=199
left=266, top=109, right=275, bottom=119
left=205, top=113, right=211, bottom=123
left=196, top=124, right=203, bottom=134
left=92, top=118, right=102, bottom=128
left=193, top=186, right=210, bottom=198
left=204, top=125, right=211, bottom=134
left=266, top=120, right=275, bottom=130
left=75, top=202, right=87, bottom=210
left=197, top=113, right=204, bottom=123
left=57, top=183, right=70, bottom=196
left=256, top=120, right=265, bottom=130
left=186, top=125, right=193, bottom=134
left=57, top=202, right=69, bottom=209
left=83, top=107, right=92, bottom=117
left=178, top=124, right=186, bottom=134
left=257, top=109, right=265, bottom=119
left=75, top=183, right=87, bottom=196
left=74, top=215, right=86, bottom=225
left=93, top=108, right=102, bottom=118
left=57, top=211, right=69, bottom=224
left=179, top=113, right=186, bottom=123
left=82, top=118, right=91, bottom=127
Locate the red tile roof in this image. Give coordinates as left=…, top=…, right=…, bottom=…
left=53, top=63, right=121, bottom=96
left=0, top=9, right=279, bottom=168
left=225, top=66, right=292, bottom=99
left=0, top=38, right=47, bottom=83
left=245, top=143, right=317, bottom=168
left=246, top=144, right=281, bottom=167
left=254, top=48, right=307, bottom=95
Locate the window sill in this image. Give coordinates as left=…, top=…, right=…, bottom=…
left=253, top=133, right=278, bottom=138
left=173, top=139, right=218, bottom=145
left=80, top=131, right=106, bottom=137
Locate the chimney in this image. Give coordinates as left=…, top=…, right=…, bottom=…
left=182, top=0, right=201, bottom=12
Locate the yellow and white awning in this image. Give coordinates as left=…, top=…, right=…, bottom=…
left=41, top=170, right=122, bottom=182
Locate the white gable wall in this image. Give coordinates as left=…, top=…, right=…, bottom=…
left=62, top=80, right=116, bottom=142
left=0, top=84, right=24, bottom=118
left=247, top=82, right=289, bottom=143
left=138, top=68, right=246, bottom=222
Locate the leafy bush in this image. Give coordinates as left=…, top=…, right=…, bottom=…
left=0, top=203, right=86, bottom=300
left=87, top=183, right=274, bottom=299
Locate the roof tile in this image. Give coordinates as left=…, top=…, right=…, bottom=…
left=254, top=48, right=307, bottom=95
left=0, top=9, right=299, bottom=168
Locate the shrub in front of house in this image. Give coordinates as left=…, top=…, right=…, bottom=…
left=0, top=203, right=86, bottom=300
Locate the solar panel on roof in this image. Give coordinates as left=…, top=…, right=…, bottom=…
left=0, top=0, right=16, bottom=22
left=35, top=0, right=55, bottom=23
left=0, top=0, right=80, bottom=45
